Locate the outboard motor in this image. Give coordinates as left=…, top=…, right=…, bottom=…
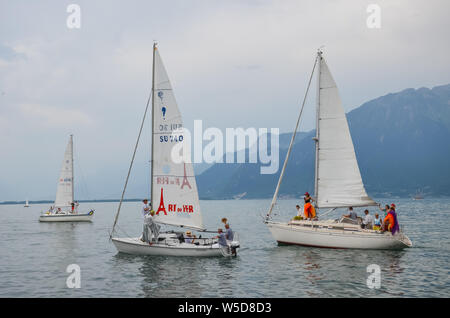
left=230, top=241, right=240, bottom=256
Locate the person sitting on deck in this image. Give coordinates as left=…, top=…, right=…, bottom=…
left=303, top=197, right=316, bottom=220
left=184, top=231, right=196, bottom=244
left=343, top=206, right=357, bottom=220
left=382, top=204, right=399, bottom=235
left=215, top=228, right=228, bottom=247
left=361, top=209, right=374, bottom=229
left=373, top=213, right=382, bottom=231
left=296, top=205, right=302, bottom=216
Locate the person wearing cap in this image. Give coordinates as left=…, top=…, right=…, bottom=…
left=304, top=192, right=314, bottom=203
left=303, top=196, right=316, bottom=220
left=185, top=231, right=196, bottom=244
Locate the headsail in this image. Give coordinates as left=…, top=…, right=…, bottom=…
left=54, top=135, right=74, bottom=208
left=151, top=46, right=204, bottom=230
left=315, top=53, right=376, bottom=208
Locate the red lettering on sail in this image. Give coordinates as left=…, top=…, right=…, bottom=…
left=156, top=188, right=167, bottom=215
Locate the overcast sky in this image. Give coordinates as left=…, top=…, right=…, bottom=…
left=1, top=0, right=449, bottom=201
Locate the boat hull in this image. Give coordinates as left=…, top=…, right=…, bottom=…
left=112, top=237, right=228, bottom=257
left=266, top=221, right=412, bottom=250
left=39, top=213, right=93, bottom=222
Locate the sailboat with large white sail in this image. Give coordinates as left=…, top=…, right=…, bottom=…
left=24, top=199, right=30, bottom=207
left=265, top=50, right=412, bottom=250
left=39, top=135, right=94, bottom=222
left=110, top=44, right=239, bottom=257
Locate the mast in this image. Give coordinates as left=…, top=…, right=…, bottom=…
left=71, top=134, right=74, bottom=204
left=150, top=42, right=156, bottom=209
left=313, top=50, right=322, bottom=207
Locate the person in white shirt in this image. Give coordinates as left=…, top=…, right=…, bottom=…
left=295, top=205, right=302, bottom=216
left=141, top=199, right=150, bottom=218
left=361, top=209, right=374, bottom=229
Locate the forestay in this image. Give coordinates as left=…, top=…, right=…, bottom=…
left=315, top=55, right=376, bottom=208
left=54, top=135, right=74, bottom=208
left=151, top=47, right=204, bottom=230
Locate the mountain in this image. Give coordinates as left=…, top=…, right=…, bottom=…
left=197, top=84, right=450, bottom=199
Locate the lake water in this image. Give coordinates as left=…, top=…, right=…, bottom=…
left=0, top=198, right=449, bottom=297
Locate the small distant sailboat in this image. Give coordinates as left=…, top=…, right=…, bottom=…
left=39, top=135, right=94, bottom=222
left=265, top=50, right=412, bottom=250
left=110, top=44, right=240, bottom=257
left=413, top=189, right=424, bottom=200
left=24, top=199, right=30, bottom=207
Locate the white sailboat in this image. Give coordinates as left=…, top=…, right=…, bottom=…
left=265, top=50, right=412, bottom=250
left=111, top=44, right=240, bottom=257
left=39, top=135, right=94, bottom=222
left=24, top=199, right=30, bottom=207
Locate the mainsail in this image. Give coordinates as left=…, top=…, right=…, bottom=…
left=315, top=53, right=376, bottom=208
left=54, top=135, right=74, bottom=208
left=151, top=46, right=204, bottom=230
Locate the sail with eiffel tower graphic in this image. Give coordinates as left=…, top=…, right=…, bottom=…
left=151, top=47, right=204, bottom=230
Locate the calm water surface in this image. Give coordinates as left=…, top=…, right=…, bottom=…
left=0, top=198, right=449, bottom=297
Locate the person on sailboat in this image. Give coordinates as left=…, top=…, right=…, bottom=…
left=304, top=192, right=314, bottom=203
left=361, top=209, right=374, bottom=229
left=296, top=205, right=302, bottom=216
left=383, top=204, right=399, bottom=235
left=142, top=210, right=160, bottom=243
left=215, top=229, right=228, bottom=247
left=71, top=202, right=75, bottom=213
left=303, top=197, right=316, bottom=220
left=378, top=204, right=390, bottom=218
left=225, top=223, right=234, bottom=241
left=343, top=207, right=357, bottom=220
left=185, top=231, right=196, bottom=244
left=373, top=213, right=382, bottom=231
left=141, top=199, right=150, bottom=218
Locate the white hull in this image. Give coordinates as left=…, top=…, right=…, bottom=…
left=39, top=212, right=93, bottom=222
left=112, top=237, right=233, bottom=257
left=266, top=221, right=412, bottom=250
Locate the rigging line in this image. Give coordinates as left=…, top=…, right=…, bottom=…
left=110, top=89, right=153, bottom=239
left=266, top=54, right=319, bottom=220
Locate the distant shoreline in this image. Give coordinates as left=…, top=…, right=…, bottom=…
left=2, top=195, right=448, bottom=205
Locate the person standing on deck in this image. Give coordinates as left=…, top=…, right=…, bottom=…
left=225, top=223, right=234, bottom=241
left=383, top=204, right=399, bottom=235
left=303, top=197, right=316, bottom=220
left=141, top=199, right=150, bottom=218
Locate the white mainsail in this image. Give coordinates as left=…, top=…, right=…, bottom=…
left=54, top=135, right=74, bottom=208
left=151, top=47, right=204, bottom=230
left=315, top=54, right=376, bottom=208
